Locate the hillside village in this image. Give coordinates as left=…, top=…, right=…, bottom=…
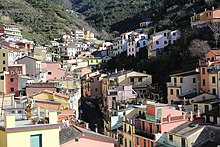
left=0, top=0, right=220, bottom=147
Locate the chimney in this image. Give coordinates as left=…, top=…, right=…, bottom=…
left=190, top=111, right=193, bottom=121
left=212, top=7, right=215, bottom=10
left=4, top=113, right=15, bottom=128
left=85, top=123, right=89, bottom=129
left=115, top=69, right=118, bottom=73
left=205, top=8, right=207, bottom=11
left=95, top=124, right=98, bottom=133
left=49, top=112, right=58, bottom=124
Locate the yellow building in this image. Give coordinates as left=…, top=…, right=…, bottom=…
left=84, top=31, right=95, bottom=41
left=32, top=89, right=69, bottom=110
left=0, top=112, right=59, bottom=147
left=167, top=70, right=199, bottom=105
left=0, top=46, right=8, bottom=72
left=190, top=11, right=208, bottom=27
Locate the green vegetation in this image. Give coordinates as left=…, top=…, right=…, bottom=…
left=0, top=0, right=98, bottom=43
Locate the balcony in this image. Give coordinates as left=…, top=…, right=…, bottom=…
left=135, top=129, right=155, bottom=140
left=145, top=114, right=160, bottom=122
left=166, top=82, right=181, bottom=87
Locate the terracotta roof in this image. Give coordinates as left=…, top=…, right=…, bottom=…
left=209, top=50, right=220, bottom=55
left=32, top=89, right=69, bottom=99
left=43, top=89, right=69, bottom=99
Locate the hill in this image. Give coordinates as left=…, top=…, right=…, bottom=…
left=0, top=0, right=106, bottom=43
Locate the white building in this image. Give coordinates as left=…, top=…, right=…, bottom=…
left=71, top=30, right=84, bottom=40
left=127, top=33, right=148, bottom=57
left=149, top=29, right=181, bottom=57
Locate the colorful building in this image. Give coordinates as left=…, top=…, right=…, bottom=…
left=0, top=46, right=8, bottom=72
left=31, top=89, right=70, bottom=110
left=167, top=70, right=199, bottom=105
left=0, top=112, right=59, bottom=147
left=0, top=24, right=22, bottom=40
left=134, top=103, right=193, bottom=147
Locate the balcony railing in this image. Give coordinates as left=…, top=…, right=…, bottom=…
left=146, top=114, right=160, bottom=122
left=166, top=82, right=181, bottom=87
left=135, top=129, right=155, bottom=140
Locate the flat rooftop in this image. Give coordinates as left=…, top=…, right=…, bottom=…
left=170, top=70, right=198, bottom=77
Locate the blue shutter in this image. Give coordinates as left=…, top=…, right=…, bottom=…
left=30, top=134, right=42, bottom=147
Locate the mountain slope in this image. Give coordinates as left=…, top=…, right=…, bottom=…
left=0, top=0, right=102, bottom=43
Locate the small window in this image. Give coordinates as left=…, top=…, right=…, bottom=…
left=3, top=60, right=5, bottom=64
left=180, top=78, right=183, bottom=83
left=3, top=53, right=5, bottom=57
left=169, top=135, right=173, bottom=141
left=0, top=76, right=4, bottom=80
left=164, top=33, right=167, bottom=36
left=212, top=76, right=216, bottom=83
left=48, top=72, right=52, bottom=75
left=193, top=78, right=196, bottom=83
left=170, top=89, right=173, bottom=95
left=136, top=137, right=139, bottom=145
left=144, top=139, right=146, bottom=147
left=95, top=88, right=98, bottom=91
left=176, top=89, right=180, bottom=95
left=202, top=68, right=205, bottom=74
left=10, top=78, right=14, bottom=82
left=210, top=132, right=214, bottom=138
left=3, top=67, right=6, bottom=71
left=173, top=32, right=176, bottom=36
left=10, top=88, right=14, bottom=92
left=202, top=79, right=205, bottom=86
left=213, top=88, right=216, bottom=95
left=164, top=41, right=167, bottom=44
left=138, top=78, right=142, bottom=82
left=156, top=41, right=159, bottom=45
left=75, top=138, right=79, bottom=142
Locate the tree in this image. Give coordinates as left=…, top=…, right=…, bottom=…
left=188, top=39, right=211, bottom=57
left=209, top=22, right=220, bottom=47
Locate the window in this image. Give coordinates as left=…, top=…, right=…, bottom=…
left=174, top=78, right=177, bottom=84
left=48, top=72, right=52, bottom=75
left=156, top=41, right=159, bottom=45
left=181, top=138, right=186, bottom=147
left=144, top=139, right=146, bottom=147
left=3, top=53, right=5, bottom=57
left=10, top=78, right=14, bottom=82
left=202, top=68, right=205, bottom=74
left=156, top=125, right=160, bottom=133
left=124, top=139, right=127, bottom=147
left=210, top=132, right=214, bottom=138
left=3, top=60, right=5, bottom=64
left=95, top=88, right=98, bottom=91
left=75, top=138, right=79, bottom=142
left=129, top=141, right=132, bottom=147
left=202, top=79, right=205, bottom=86
left=130, top=78, right=134, bottom=83
left=212, top=76, right=216, bottom=83
left=194, top=104, right=198, bottom=112
left=180, top=78, right=183, bottom=83
left=170, top=89, right=173, bottom=95
left=213, top=88, right=216, bottom=95
left=210, top=116, right=214, bottom=122
left=193, top=78, right=196, bottom=83
left=149, top=123, right=153, bottom=133
left=169, top=135, right=173, bottom=141
left=0, top=76, right=4, bottom=80
left=176, top=89, right=180, bottom=95
left=138, top=78, right=142, bottom=82
left=136, top=137, right=139, bottom=145
left=142, top=121, right=145, bottom=131
left=173, top=32, right=176, bottom=36
left=3, top=67, right=6, bottom=71
left=30, top=134, right=42, bottom=147
left=164, top=41, right=167, bottom=44
left=10, top=88, right=14, bottom=92
left=164, top=33, right=167, bottom=36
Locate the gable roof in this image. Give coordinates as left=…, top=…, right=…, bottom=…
left=59, top=126, right=116, bottom=145
left=32, top=89, right=69, bottom=99
left=15, top=56, right=39, bottom=61
left=208, top=50, right=220, bottom=55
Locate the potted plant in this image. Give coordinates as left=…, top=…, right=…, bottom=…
left=26, top=112, right=32, bottom=120
left=42, top=117, right=48, bottom=124
left=25, top=103, right=33, bottom=113
left=32, top=117, right=39, bottom=125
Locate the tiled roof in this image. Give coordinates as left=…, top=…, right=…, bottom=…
left=59, top=126, right=116, bottom=145
left=209, top=49, right=220, bottom=55
left=32, top=89, right=69, bottom=99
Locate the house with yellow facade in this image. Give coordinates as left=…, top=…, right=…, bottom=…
left=0, top=112, right=59, bottom=147
left=31, top=89, right=69, bottom=110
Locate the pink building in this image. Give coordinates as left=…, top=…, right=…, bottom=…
left=60, top=126, right=116, bottom=147
left=26, top=82, right=57, bottom=96
left=207, top=8, right=220, bottom=22
left=107, top=85, right=137, bottom=109
left=199, top=50, right=220, bottom=92
left=8, top=64, right=26, bottom=75
left=40, top=62, right=66, bottom=82
left=134, top=103, right=197, bottom=147
left=5, top=73, right=19, bottom=96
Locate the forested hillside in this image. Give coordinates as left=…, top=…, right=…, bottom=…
left=0, top=0, right=101, bottom=43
